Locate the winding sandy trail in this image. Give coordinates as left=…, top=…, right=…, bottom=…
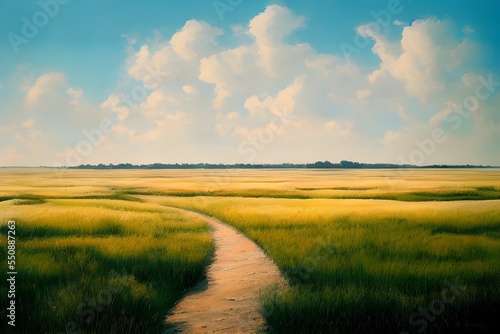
left=165, top=208, right=286, bottom=334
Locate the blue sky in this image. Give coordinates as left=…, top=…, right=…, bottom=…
left=1, top=0, right=499, bottom=166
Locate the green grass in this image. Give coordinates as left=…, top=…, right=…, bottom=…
left=114, top=185, right=500, bottom=201
left=1, top=169, right=500, bottom=333
left=0, top=194, right=47, bottom=204
left=111, top=187, right=500, bottom=201
left=370, top=188, right=500, bottom=201
left=0, top=200, right=213, bottom=334
left=151, top=196, right=500, bottom=334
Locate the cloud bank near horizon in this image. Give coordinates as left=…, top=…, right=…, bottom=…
left=1, top=4, right=499, bottom=166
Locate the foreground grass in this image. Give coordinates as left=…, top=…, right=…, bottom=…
left=151, top=196, right=500, bottom=334
left=0, top=199, right=213, bottom=333
left=2, top=169, right=500, bottom=333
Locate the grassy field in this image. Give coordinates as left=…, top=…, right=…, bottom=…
left=152, top=196, right=500, bottom=333
left=0, top=197, right=213, bottom=333
left=1, top=168, right=500, bottom=333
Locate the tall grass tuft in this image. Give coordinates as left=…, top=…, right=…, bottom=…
left=0, top=199, right=213, bottom=333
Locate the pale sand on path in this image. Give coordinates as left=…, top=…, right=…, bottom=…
left=165, top=208, right=287, bottom=334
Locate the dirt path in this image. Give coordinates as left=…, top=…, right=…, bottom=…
left=165, top=208, right=286, bottom=334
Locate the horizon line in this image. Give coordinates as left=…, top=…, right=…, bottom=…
left=0, top=161, right=498, bottom=169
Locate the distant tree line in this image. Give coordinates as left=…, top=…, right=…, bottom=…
left=66, top=160, right=493, bottom=170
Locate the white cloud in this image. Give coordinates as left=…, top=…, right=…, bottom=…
left=100, top=94, right=130, bottom=121
left=170, top=20, right=223, bottom=61
left=269, top=77, right=302, bottom=117
left=127, top=45, right=150, bottom=79
left=356, top=89, right=371, bottom=100
left=199, top=45, right=260, bottom=109
left=4, top=6, right=491, bottom=165
left=249, top=5, right=307, bottom=74
left=165, top=111, right=186, bottom=120
left=324, top=121, right=352, bottom=138
left=121, top=33, right=137, bottom=45
left=127, top=112, right=186, bottom=143
left=25, top=72, right=66, bottom=103
left=182, top=84, right=196, bottom=94
left=241, top=78, right=302, bottom=124
left=0, top=147, right=25, bottom=165
left=362, top=18, right=479, bottom=101
left=22, top=118, right=36, bottom=129
left=231, top=24, right=246, bottom=36
left=140, top=90, right=166, bottom=117
left=144, top=90, right=165, bottom=108
left=199, top=5, right=358, bottom=114
left=125, top=19, right=223, bottom=91
left=66, top=87, right=84, bottom=107
left=381, top=129, right=402, bottom=145
left=113, top=124, right=129, bottom=135
left=14, top=117, right=44, bottom=144
left=66, top=88, right=83, bottom=99
left=244, top=95, right=274, bottom=117
left=429, top=101, right=457, bottom=127
left=226, top=111, right=240, bottom=120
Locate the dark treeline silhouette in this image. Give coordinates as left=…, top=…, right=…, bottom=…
left=67, top=160, right=492, bottom=170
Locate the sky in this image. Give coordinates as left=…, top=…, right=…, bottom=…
left=0, top=0, right=499, bottom=166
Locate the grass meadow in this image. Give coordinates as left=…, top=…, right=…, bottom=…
left=1, top=168, right=500, bottom=333
left=0, top=196, right=213, bottom=333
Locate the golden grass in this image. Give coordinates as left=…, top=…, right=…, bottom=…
left=145, top=194, right=500, bottom=333
left=0, top=192, right=213, bottom=333
left=1, top=168, right=499, bottom=333
left=2, top=168, right=500, bottom=199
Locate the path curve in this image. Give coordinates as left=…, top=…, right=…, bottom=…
left=165, top=208, right=286, bottom=334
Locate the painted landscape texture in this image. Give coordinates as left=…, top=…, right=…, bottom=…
left=1, top=168, right=499, bottom=333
